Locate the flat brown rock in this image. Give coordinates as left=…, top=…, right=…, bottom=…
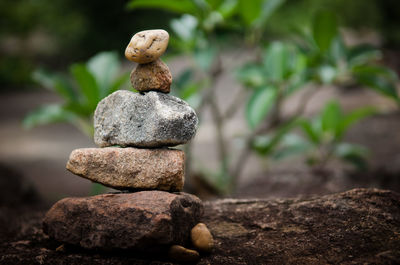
left=66, top=147, right=184, bottom=191
left=130, top=59, right=172, bottom=93
left=42, top=191, right=203, bottom=251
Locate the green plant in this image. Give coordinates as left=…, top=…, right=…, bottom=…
left=128, top=1, right=399, bottom=194
left=23, top=51, right=130, bottom=137
left=235, top=11, right=398, bottom=183
left=128, top=0, right=287, bottom=194
left=24, top=51, right=129, bottom=195
left=299, top=10, right=399, bottom=103
left=268, top=102, right=376, bottom=171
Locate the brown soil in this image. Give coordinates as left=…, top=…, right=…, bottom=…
left=1, top=188, right=400, bottom=264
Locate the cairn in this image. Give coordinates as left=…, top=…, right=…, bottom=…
left=43, top=29, right=213, bottom=262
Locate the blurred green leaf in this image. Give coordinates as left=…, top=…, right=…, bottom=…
left=271, top=133, right=311, bottom=160
left=353, top=65, right=399, bottom=100
left=127, top=0, right=198, bottom=14
left=255, top=0, right=285, bottom=27
left=336, top=107, right=376, bottom=140
left=252, top=119, right=297, bottom=155
left=312, top=10, right=338, bottom=52
left=64, top=101, right=91, bottom=116
left=204, top=166, right=232, bottom=195
left=299, top=119, right=320, bottom=144
left=26, top=52, right=128, bottom=139
left=329, top=37, right=346, bottom=63
left=218, top=0, right=239, bottom=19
left=285, top=52, right=308, bottom=94
left=335, top=143, right=368, bottom=170
left=175, top=69, right=193, bottom=89
left=203, top=11, right=223, bottom=31
left=205, top=0, right=223, bottom=9
left=109, top=72, right=130, bottom=93
left=291, top=51, right=307, bottom=75
left=347, top=44, right=381, bottom=67
left=298, top=103, right=373, bottom=170
left=236, top=63, right=265, bottom=88
left=318, top=65, right=337, bottom=84
left=194, top=44, right=217, bottom=71
left=321, top=101, right=342, bottom=134
left=23, top=104, right=75, bottom=129
left=246, top=86, right=277, bottom=128
left=172, top=69, right=202, bottom=108
left=87, top=51, right=119, bottom=98
left=263, top=42, right=288, bottom=82
left=170, top=14, right=198, bottom=42
left=238, top=0, right=263, bottom=26
left=32, top=70, right=76, bottom=101
left=180, top=82, right=201, bottom=100
left=70, top=64, right=100, bottom=110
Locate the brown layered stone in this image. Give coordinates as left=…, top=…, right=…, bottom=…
left=66, top=147, right=184, bottom=191
left=43, top=191, right=203, bottom=251
left=130, top=59, right=172, bottom=93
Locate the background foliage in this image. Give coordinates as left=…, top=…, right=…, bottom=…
left=6, top=0, right=399, bottom=195
left=1, top=0, right=399, bottom=90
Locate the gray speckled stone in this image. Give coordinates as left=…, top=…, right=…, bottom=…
left=94, top=90, right=198, bottom=147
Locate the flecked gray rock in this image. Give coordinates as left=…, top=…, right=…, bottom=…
left=43, top=191, right=203, bottom=251
left=94, top=90, right=198, bottom=148
left=66, top=147, right=185, bottom=191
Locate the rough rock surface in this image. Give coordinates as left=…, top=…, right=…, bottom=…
left=125, top=29, right=169, bottom=64
left=42, top=191, right=203, bottom=251
left=130, top=59, right=172, bottom=93
left=94, top=90, right=198, bottom=148
left=2, top=188, right=400, bottom=264
left=66, top=147, right=184, bottom=191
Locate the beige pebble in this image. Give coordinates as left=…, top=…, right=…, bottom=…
left=125, top=29, right=169, bottom=64
left=191, top=223, right=214, bottom=252
left=130, top=59, right=172, bottom=93
left=168, top=245, right=200, bottom=262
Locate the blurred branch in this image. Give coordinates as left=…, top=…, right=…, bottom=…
left=223, top=88, right=248, bottom=120
left=229, top=85, right=319, bottom=192
left=293, top=85, right=318, bottom=117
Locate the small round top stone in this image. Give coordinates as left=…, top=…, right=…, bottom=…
left=125, top=29, right=169, bottom=64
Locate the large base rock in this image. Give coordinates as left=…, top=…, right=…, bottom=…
left=43, top=191, right=203, bottom=251
left=66, top=147, right=184, bottom=191
left=94, top=90, right=198, bottom=148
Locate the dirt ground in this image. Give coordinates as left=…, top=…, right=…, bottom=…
left=1, top=188, right=399, bottom=264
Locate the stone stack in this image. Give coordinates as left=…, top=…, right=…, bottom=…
left=43, top=30, right=213, bottom=261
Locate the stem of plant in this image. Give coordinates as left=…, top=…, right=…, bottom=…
left=230, top=85, right=319, bottom=192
